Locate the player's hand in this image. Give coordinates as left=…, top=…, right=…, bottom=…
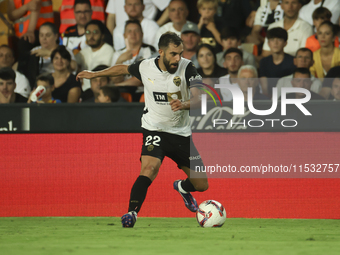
left=170, top=99, right=184, bottom=112
left=76, top=70, right=96, bottom=81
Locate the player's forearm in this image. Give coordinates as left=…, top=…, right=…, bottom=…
left=93, top=65, right=130, bottom=78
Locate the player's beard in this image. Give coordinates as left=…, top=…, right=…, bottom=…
left=163, top=56, right=179, bottom=74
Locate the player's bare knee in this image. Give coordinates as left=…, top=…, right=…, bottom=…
left=141, top=164, right=159, bottom=177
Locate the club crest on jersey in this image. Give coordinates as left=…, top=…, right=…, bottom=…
left=173, top=76, right=181, bottom=87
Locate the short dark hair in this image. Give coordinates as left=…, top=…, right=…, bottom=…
left=319, top=20, right=337, bottom=36
left=125, top=19, right=143, bottom=33
left=293, top=68, right=311, bottom=78
left=92, top=65, right=109, bottom=72
left=40, top=22, right=58, bottom=35
left=197, top=43, right=217, bottom=62
left=0, top=67, right=16, bottom=81
left=266, top=27, right=288, bottom=42
left=85, top=19, right=106, bottom=34
left=223, top=47, right=243, bottom=59
left=158, top=32, right=183, bottom=50
left=312, top=7, right=332, bottom=20
left=36, top=73, right=54, bottom=86
left=100, top=85, right=120, bottom=102
left=295, top=47, right=313, bottom=58
left=74, top=0, right=92, bottom=8
left=125, top=0, right=144, bottom=4
left=91, top=65, right=110, bottom=83
left=220, top=27, right=240, bottom=41
left=170, top=0, right=188, bottom=9
left=51, top=45, right=71, bottom=62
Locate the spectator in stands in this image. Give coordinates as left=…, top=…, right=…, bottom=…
left=196, top=44, right=228, bottom=78
left=218, top=48, right=244, bottom=101
left=113, top=0, right=159, bottom=51
left=310, top=21, right=340, bottom=79
left=276, top=47, right=322, bottom=97
left=77, top=20, right=114, bottom=91
left=7, top=0, right=54, bottom=45
left=319, top=66, right=340, bottom=99
left=0, top=67, right=27, bottom=103
left=97, top=86, right=121, bottom=103
left=31, top=22, right=77, bottom=73
left=215, top=0, right=253, bottom=37
left=305, top=7, right=339, bottom=52
left=281, top=68, right=324, bottom=100
left=111, top=20, right=155, bottom=85
left=216, top=27, right=256, bottom=68
left=181, top=22, right=201, bottom=68
left=154, top=0, right=189, bottom=49
left=330, top=77, right=340, bottom=101
left=27, top=73, right=61, bottom=103
left=259, top=27, right=296, bottom=96
left=0, top=45, right=31, bottom=98
left=62, top=0, right=113, bottom=54
left=237, top=65, right=269, bottom=101
left=82, top=65, right=110, bottom=102
left=197, top=0, right=221, bottom=49
left=262, top=0, right=313, bottom=57
left=59, top=0, right=105, bottom=34
left=62, top=0, right=93, bottom=53
left=246, top=0, right=284, bottom=45
left=106, top=0, right=170, bottom=34
left=51, top=46, right=81, bottom=103
left=299, top=0, right=340, bottom=27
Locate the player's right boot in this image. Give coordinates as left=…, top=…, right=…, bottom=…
left=121, top=211, right=137, bottom=228
left=173, top=180, right=198, bottom=212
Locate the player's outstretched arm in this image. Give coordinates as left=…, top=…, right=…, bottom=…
left=76, top=65, right=130, bottom=81
left=170, top=87, right=201, bottom=112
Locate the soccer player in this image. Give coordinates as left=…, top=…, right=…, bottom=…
left=77, top=32, right=208, bottom=227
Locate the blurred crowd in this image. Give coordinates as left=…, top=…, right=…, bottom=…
left=1, top=0, right=340, bottom=104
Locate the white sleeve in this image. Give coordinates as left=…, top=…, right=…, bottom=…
left=151, top=0, right=171, bottom=11
left=300, top=24, right=313, bottom=49
left=254, top=6, right=265, bottom=26
left=298, top=5, right=308, bottom=23
left=105, top=0, right=116, bottom=14
left=66, top=47, right=76, bottom=61
left=262, top=23, right=274, bottom=52
left=113, top=25, right=125, bottom=51
left=111, top=51, right=121, bottom=66
left=14, top=72, right=31, bottom=98
left=143, top=20, right=160, bottom=47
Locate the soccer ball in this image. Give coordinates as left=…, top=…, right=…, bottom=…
left=196, top=200, right=227, bottom=228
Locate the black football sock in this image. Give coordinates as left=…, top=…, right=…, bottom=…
left=180, top=178, right=197, bottom=193
left=128, top=175, right=152, bottom=213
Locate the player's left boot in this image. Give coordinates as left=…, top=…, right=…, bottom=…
left=121, top=211, right=137, bottom=227
left=173, top=180, right=198, bottom=212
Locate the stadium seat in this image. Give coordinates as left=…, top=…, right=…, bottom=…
left=121, top=92, right=132, bottom=102
left=241, top=43, right=258, bottom=56
left=139, top=93, right=145, bottom=102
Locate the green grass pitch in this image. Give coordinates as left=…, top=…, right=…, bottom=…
left=0, top=217, right=339, bottom=255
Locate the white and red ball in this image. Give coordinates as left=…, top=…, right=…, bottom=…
left=196, top=200, right=227, bottom=228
